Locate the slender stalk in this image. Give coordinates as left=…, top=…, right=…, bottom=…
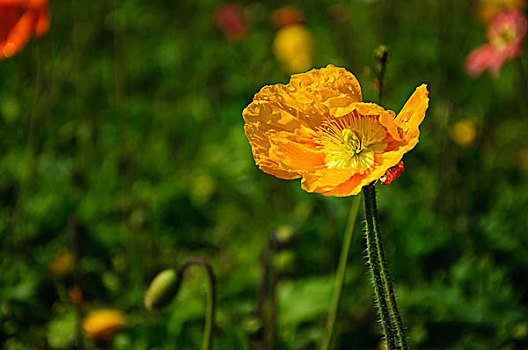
left=320, top=195, right=361, bottom=350
left=363, top=186, right=396, bottom=350
left=367, top=186, right=407, bottom=349
left=10, top=41, right=43, bottom=238
left=179, top=257, right=216, bottom=350
left=517, top=58, right=528, bottom=118
left=257, top=246, right=276, bottom=350
left=68, top=217, right=85, bottom=350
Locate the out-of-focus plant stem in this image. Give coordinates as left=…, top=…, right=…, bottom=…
left=180, top=257, right=217, bottom=350
left=320, top=195, right=360, bottom=350
left=517, top=58, right=528, bottom=118
left=69, top=217, right=84, bottom=350
left=258, top=246, right=278, bottom=350
left=10, top=42, right=43, bottom=239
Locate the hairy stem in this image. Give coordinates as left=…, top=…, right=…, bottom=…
left=363, top=186, right=396, bottom=350
left=367, top=186, right=407, bottom=349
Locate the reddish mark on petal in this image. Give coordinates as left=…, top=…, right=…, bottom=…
left=381, top=160, right=404, bottom=185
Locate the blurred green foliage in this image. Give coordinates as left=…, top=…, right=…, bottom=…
left=1, top=0, right=528, bottom=349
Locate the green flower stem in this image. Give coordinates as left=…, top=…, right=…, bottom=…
left=11, top=41, right=43, bottom=238
left=320, top=195, right=361, bottom=350
left=179, top=257, right=217, bottom=350
left=366, top=185, right=408, bottom=349
left=363, top=186, right=396, bottom=350
left=517, top=58, right=528, bottom=118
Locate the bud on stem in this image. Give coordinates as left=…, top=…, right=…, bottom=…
left=144, top=269, right=182, bottom=311
left=144, top=257, right=216, bottom=350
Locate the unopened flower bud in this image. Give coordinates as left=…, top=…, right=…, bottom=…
left=276, top=225, right=296, bottom=246
left=375, top=45, right=389, bottom=65
left=144, top=269, right=182, bottom=311
left=269, top=225, right=297, bottom=251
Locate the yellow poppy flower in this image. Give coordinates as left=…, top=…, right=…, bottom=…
left=273, top=24, right=314, bottom=73
left=242, top=64, right=429, bottom=197
left=82, top=309, right=126, bottom=341
left=452, top=120, right=477, bottom=147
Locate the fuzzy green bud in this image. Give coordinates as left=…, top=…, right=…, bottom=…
left=144, top=269, right=181, bottom=311
left=276, top=225, right=296, bottom=246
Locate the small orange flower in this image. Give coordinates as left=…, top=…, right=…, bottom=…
left=242, top=65, right=429, bottom=197
left=0, top=0, right=49, bottom=60
left=271, top=7, right=304, bottom=28
left=82, top=309, right=126, bottom=341
left=49, top=252, right=73, bottom=277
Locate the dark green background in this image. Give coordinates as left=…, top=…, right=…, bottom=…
left=1, top=0, right=528, bottom=349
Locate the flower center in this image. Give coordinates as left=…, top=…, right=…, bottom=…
left=318, top=111, right=388, bottom=172
left=491, top=27, right=516, bottom=51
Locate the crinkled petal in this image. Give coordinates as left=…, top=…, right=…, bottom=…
left=243, top=65, right=365, bottom=179
left=316, top=154, right=387, bottom=197
left=267, top=129, right=325, bottom=172
left=395, top=84, right=429, bottom=146
left=243, top=83, right=327, bottom=179
left=366, top=84, right=429, bottom=178
left=289, top=64, right=362, bottom=117
left=347, top=102, right=403, bottom=147
left=300, top=167, right=356, bottom=194
left=319, top=173, right=369, bottom=197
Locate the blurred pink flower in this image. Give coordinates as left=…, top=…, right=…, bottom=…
left=465, top=9, right=527, bottom=76
left=214, top=3, right=248, bottom=42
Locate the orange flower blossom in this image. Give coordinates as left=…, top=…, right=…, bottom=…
left=0, top=0, right=49, bottom=60
left=242, top=64, right=429, bottom=197
left=82, top=309, right=127, bottom=341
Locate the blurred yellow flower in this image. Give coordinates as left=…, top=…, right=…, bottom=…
left=82, top=309, right=126, bottom=341
left=478, top=0, right=526, bottom=22
left=49, top=252, right=73, bottom=277
left=273, top=24, right=314, bottom=73
left=452, top=120, right=477, bottom=147
left=243, top=65, right=429, bottom=197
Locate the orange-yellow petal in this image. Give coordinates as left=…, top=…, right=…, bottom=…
left=300, top=167, right=356, bottom=194
left=243, top=65, right=363, bottom=179
left=318, top=153, right=395, bottom=197
left=289, top=64, right=363, bottom=117
left=395, top=84, right=429, bottom=146
left=243, top=83, right=326, bottom=178
left=319, top=172, right=370, bottom=197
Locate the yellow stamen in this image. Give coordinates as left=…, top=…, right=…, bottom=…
left=319, top=111, right=388, bottom=172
